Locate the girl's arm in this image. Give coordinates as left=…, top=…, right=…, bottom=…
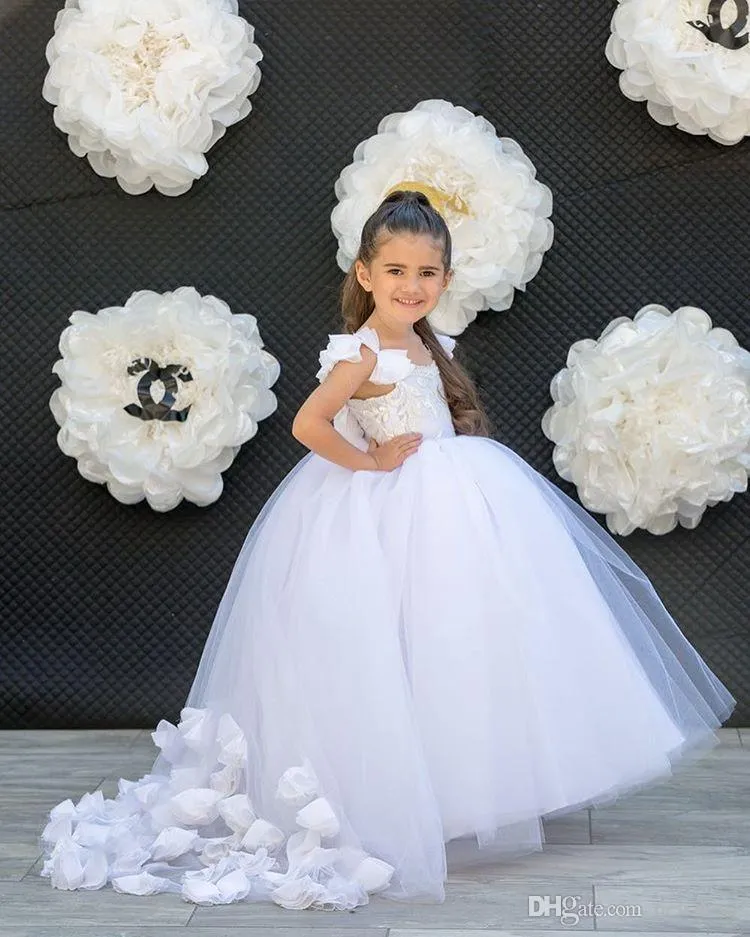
left=292, top=347, right=379, bottom=472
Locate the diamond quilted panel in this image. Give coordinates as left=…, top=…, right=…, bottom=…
left=0, top=0, right=747, bottom=727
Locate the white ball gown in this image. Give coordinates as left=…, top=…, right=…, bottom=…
left=40, top=323, right=736, bottom=910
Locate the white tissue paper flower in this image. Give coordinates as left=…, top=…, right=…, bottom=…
left=42, top=0, right=263, bottom=194
left=50, top=286, right=280, bottom=511
left=606, top=0, right=750, bottom=144
left=331, top=99, right=554, bottom=336
left=542, top=304, right=750, bottom=535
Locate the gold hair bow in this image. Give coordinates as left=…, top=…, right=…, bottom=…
left=383, top=181, right=471, bottom=218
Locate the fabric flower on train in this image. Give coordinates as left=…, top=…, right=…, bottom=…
left=50, top=287, right=280, bottom=511
left=41, top=704, right=395, bottom=908
left=276, top=759, right=320, bottom=806
left=606, top=0, right=750, bottom=144
left=331, top=98, right=554, bottom=336
left=542, top=304, right=750, bottom=535
left=42, top=0, right=262, bottom=194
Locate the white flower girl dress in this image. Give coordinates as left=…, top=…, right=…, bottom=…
left=40, top=324, right=736, bottom=910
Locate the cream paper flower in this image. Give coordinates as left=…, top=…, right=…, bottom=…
left=542, top=304, right=750, bottom=535
left=42, top=0, right=262, bottom=194
left=606, top=0, right=750, bottom=144
left=331, top=99, right=554, bottom=336
left=50, top=287, right=280, bottom=511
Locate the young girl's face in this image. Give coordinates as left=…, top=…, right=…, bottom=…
left=355, top=233, right=452, bottom=323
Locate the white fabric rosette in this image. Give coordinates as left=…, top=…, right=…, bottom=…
left=49, top=286, right=280, bottom=511
left=542, top=304, right=750, bottom=535
left=41, top=704, right=396, bottom=909
left=331, top=99, right=554, bottom=336
left=606, top=0, right=750, bottom=144
left=275, top=758, right=320, bottom=806
left=170, top=788, right=224, bottom=825
left=112, top=870, right=172, bottom=895
left=217, top=794, right=257, bottom=833
left=42, top=0, right=263, bottom=194
left=240, top=819, right=286, bottom=850
left=295, top=797, right=340, bottom=838
left=352, top=856, right=395, bottom=893
left=151, top=827, right=199, bottom=861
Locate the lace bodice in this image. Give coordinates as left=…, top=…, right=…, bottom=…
left=316, top=325, right=457, bottom=450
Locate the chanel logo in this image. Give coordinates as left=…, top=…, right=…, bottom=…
left=687, top=0, right=749, bottom=49
left=123, top=357, right=194, bottom=422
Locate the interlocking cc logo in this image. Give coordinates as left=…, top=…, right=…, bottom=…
left=688, top=0, right=749, bottom=49
left=123, top=357, right=193, bottom=422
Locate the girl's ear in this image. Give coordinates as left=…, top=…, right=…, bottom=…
left=441, top=268, right=454, bottom=291
left=354, top=259, right=373, bottom=292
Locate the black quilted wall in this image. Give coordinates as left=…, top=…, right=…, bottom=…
left=1, top=0, right=748, bottom=728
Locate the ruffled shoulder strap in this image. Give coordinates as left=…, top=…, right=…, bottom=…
left=316, top=326, right=394, bottom=384
left=315, top=329, right=377, bottom=383
left=435, top=333, right=456, bottom=359
left=315, top=328, right=378, bottom=451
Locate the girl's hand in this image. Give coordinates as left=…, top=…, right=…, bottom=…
left=366, top=433, right=423, bottom=471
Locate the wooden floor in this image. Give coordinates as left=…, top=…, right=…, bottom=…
left=0, top=726, right=748, bottom=935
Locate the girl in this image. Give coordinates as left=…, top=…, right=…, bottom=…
left=39, top=190, right=736, bottom=911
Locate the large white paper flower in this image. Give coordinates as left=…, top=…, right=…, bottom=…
left=331, top=99, right=554, bottom=336
left=606, top=0, right=750, bottom=144
left=42, top=0, right=263, bottom=195
left=542, top=304, right=750, bottom=535
left=50, top=287, right=280, bottom=511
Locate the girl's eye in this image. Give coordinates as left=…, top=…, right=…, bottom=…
left=386, top=269, right=436, bottom=276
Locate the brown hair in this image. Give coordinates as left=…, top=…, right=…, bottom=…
left=338, top=190, right=492, bottom=437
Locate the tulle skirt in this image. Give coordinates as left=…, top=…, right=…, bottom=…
left=40, top=435, right=736, bottom=909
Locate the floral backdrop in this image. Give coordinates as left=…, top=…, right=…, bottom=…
left=2, top=0, right=747, bottom=725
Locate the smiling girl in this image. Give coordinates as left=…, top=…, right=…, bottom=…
left=40, top=189, right=735, bottom=912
